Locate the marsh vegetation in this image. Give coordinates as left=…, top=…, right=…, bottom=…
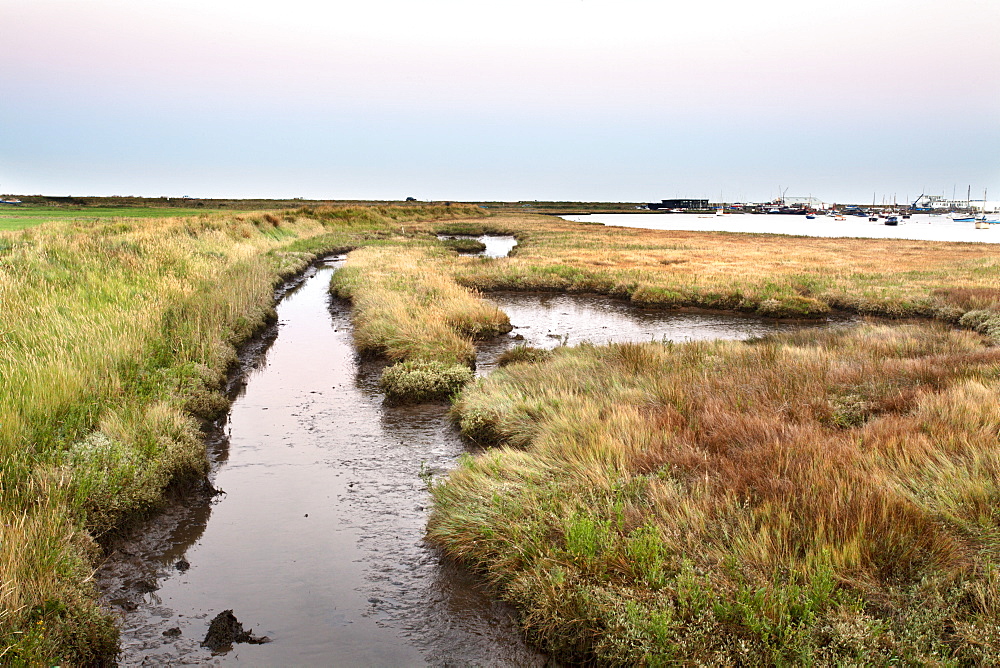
left=4, top=205, right=1000, bottom=664
left=0, top=204, right=482, bottom=664
left=432, top=324, right=1000, bottom=663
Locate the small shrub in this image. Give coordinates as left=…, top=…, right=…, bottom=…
left=497, top=345, right=553, bottom=367
left=379, top=360, right=474, bottom=404
left=564, top=512, right=610, bottom=561
left=441, top=237, right=487, bottom=254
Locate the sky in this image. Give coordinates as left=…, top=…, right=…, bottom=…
left=2, top=0, right=999, bottom=203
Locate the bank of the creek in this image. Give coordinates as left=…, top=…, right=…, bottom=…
left=98, top=254, right=851, bottom=665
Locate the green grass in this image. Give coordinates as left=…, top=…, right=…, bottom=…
left=0, top=206, right=213, bottom=230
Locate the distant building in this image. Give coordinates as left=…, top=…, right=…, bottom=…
left=782, top=196, right=828, bottom=210
left=647, top=198, right=709, bottom=210
left=912, top=194, right=998, bottom=212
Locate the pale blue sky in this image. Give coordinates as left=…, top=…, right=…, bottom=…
left=2, top=0, right=998, bottom=203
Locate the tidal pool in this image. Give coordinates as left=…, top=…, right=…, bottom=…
left=436, top=234, right=518, bottom=258
left=475, top=292, right=854, bottom=372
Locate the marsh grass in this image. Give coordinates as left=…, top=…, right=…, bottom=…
left=496, top=345, right=553, bottom=368
left=330, top=243, right=511, bottom=396
left=440, top=237, right=488, bottom=254
left=450, top=213, right=1000, bottom=324
left=0, top=204, right=484, bottom=664
left=430, top=324, right=1000, bottom=663
left=8, top=206, right=1000, bottom=663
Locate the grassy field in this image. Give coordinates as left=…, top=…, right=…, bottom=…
left=0, top=204, right=483, bottom=665
left=0, top=206, right=219, bottom=231
left=431, top=326, right=1000, bottom=663
left=0, top=198, right=649, bottom=231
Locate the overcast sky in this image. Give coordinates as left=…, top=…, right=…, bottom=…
left=2, top=0, right=998, bottom=203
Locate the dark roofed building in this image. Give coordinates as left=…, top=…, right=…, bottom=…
left=647, top=199, right=709, bottom=210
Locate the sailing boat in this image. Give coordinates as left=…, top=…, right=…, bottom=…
left=975, top=189, right=998, bottom=227
left=954, top=185, right=975, bottom=222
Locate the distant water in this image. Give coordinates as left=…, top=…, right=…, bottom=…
left=561, top=213, right=1000, bottom=244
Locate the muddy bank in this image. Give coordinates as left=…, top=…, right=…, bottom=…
left=97, top=260, right=546, bottom=666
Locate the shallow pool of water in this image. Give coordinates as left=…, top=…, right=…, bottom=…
left=476, top=292, right=853, bottom=372
left=436, top=234, right=518, bottom=258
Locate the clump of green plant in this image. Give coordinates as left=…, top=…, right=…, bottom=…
left=496, top=345, right=553, bottom=367
left=440, top=237, right=487, bottom=254
left=379, top=360, right=474, bottom=403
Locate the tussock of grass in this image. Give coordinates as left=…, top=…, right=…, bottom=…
left=440, top=237, right=488, bottom=254
left=496, top=345, right=553, bottom=368
left=0, top=204, right=481, bottom=664
left=379, top=360, right=474, bottom=404
left=430, top=325, right=1000, bottom=663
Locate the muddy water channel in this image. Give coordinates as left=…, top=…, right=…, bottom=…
left=101, top=260, right=544, bottom=666
left=100, top=259, right=850, bottom=665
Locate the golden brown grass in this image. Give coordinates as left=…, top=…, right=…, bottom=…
left=449, top=214, right=1000, bottom=320
left=331, top=243, right=510, bottom=360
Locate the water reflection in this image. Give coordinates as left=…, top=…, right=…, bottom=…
left=436, top=234, right=518, bottom=258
